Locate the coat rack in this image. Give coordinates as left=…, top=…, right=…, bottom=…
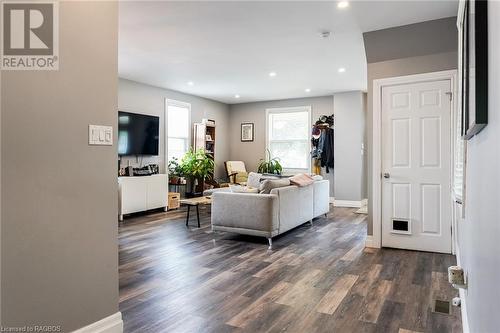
left=311, top=114, right=335, bottom=174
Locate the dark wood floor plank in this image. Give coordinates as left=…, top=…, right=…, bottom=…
left=118, top=206, right=461, bottom=333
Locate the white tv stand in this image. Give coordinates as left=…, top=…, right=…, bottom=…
left=118, top=174, right=168, bottom=221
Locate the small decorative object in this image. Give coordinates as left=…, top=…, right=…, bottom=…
left=241, top=123, right=254, bottom=142
left=459, top=0, right=488, bottom=140
left=205, top=134, right=213, bottom=141
left=257, top=149, right=283, bottom=175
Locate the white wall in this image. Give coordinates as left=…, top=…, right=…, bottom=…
left=118, top=79, right=230, bottom=179
left=457, top=2, right=500, bottom=332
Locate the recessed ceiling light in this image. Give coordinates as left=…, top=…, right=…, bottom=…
left=234, top=94, right=240, bottom=99
left=187, top=81, right=194, bottom=86
left=338, top=67, right=346, bottom=73
left=337, top=1, right=349, bottom=9
left=305, top=88, right=311, bottom=93
left=269, top=72, right=277, bottom=77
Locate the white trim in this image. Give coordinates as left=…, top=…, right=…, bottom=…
left=265, top=106, right=312, bottom=173
left=455, top=243, right=470, bottom=333
left=371, top=70, right=458, bottom=250
left=72, top=312, right=123, bottom=333
left=334, top=199, right=364, bottom=208
left=365, top=235, right=377, bottom=248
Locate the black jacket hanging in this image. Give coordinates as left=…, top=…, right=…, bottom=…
left=320, top=128, right=334, bottom=173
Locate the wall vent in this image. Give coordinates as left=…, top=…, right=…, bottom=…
left=433, top=300, right=451, bottom=315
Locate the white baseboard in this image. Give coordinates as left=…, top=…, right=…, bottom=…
left=72, top=312, right=123, bottom=333
left=365, top=235, right=380, bottom=248
left=455, top=244, right=470, bottom=333
left=334, top=199, right=363, bottom=208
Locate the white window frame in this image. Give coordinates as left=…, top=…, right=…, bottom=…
left=265, top=106, right=312, bottom=174
left=165, top=99, right=191, bottom=167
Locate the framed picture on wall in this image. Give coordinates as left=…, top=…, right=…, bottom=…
left=241, top=123, right=254, bottom=142
left=460, top=0, right=488, bottom=140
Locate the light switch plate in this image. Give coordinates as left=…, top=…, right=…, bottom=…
left=89, top=125, right=113, bottom=145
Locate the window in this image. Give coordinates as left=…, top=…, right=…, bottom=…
left=266, top=106, right=311, bottom=173
left=166, top=99, right=190, bottom=162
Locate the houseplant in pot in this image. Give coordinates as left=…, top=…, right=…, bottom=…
left=257, top=149, right=283, bottom=175
left=180, top=148, right=215, bottom=196
left=168, top=157, right=183, bottom=184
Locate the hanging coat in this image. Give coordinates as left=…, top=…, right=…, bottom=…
left=320, top=128, right=334, bottom=173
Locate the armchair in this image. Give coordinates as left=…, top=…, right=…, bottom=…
left=224, top=161, right=248, bottom=185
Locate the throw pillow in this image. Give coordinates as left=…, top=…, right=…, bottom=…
left=259, top=179, right=291, bottom=194
left=247, top=172, right=262, bottom=188
left=289, top=173, right=314, bottom=187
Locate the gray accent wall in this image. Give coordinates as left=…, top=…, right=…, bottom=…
left=118, top=78, right=230, bottom=179
left=334, top=92, right=366, bottom=202
left=1, top=2, right=119, bottom=331
left=457, top=2, right=500, bottom=331
left=364, top=19, right=458, bottom=235
left=363, top=17, right=458, bottom=63
left=228, top=93, right=366, bottom=200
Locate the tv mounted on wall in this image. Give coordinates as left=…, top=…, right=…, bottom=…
left=118, top=111, right=159, bottom=156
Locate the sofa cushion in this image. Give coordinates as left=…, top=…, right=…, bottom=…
left=203, top=187, right=231, bottom=196
left=259, top=178, right=290, bottom=194
left=247, top=172, right=262, bottom=188
left=289, top=173, right=314, bottom=187
left=229, top=185, right=259, bottom=193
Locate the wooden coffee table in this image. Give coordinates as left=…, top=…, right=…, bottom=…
left=180, top=196, right=212, bottom=228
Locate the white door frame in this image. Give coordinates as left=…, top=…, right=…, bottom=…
left=368, top=70, right=458, bottom=250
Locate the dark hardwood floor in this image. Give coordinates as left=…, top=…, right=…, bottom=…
left=119, top=206, right=462, bottom=333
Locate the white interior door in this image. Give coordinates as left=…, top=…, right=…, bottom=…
left=381, top=79, right=452, bottom=253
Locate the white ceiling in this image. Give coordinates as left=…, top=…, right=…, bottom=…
left=119, top=1, right=458, bottom=104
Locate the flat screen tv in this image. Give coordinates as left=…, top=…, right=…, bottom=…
left=118, top=111, right=159, bottom=156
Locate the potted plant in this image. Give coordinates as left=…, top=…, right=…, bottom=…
left=168, top=157, right=183, bottom=184
left=257, top=149, right=283, bottom=175
left=180, top=148, right=215, bottom=195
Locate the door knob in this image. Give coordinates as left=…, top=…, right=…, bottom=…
left=383, top=173, right=390, bottom=179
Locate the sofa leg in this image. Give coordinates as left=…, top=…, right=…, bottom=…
left=267, top=237, right=273, bottom=250
left=324, top=213, right=328, bottom=218
left=309, top=219, right=314, bottom=227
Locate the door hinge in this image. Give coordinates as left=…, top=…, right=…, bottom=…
left=445, top=91, right=453, bottom=101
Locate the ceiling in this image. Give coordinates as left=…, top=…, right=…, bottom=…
left=119, top=1, right=458, bottom=104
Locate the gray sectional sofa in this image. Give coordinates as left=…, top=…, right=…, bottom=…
left=211, top=179, right=330, bottom=248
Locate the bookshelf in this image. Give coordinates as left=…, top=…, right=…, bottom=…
left=193, top=120, right=216, bottom=181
